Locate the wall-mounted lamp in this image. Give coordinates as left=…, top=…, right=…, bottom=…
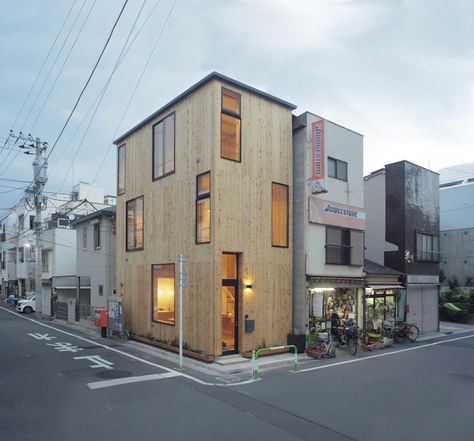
left=244, top=284, right=253, bottom=289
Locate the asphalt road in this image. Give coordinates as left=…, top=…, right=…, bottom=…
left=1, top=305, right=473, bottom=441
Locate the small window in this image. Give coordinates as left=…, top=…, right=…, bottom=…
left=93, top=223, right=101, bottom=249
left=328, top=157, right=348, bottom=181
left=272, top=182, right=289, bottom=247
left=326, top=227, right=351, bottom=265
left=152, top=264, right=175, bottom=325
left=196, top=172, right=211, bottom=244
left=29, top=215, right=35, bottom=230
left=83, top=227, right=87, bottom=250
left=18, top=247, right=24, bottom=263
left=126, top=196, right=144, bottom=251
left=117, top=144, right=126, bottom=195
left=98, top=285, right=104, bottom=296
left=153, top=113, right=175, bottom=180
left=221, top=88, right=241, bottom=162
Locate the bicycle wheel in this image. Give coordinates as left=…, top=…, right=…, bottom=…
left=348, top=337, right=358, bottom=356
left=360, top=331, right=369, bottom=346
left=407, top=324, right=419, bottom=342
left=392, top=328, right=405, bottom=344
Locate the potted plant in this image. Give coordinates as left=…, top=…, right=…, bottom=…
left=306, top=330, right=324, bottom=358
left=366, top=307, right=381, bottom=330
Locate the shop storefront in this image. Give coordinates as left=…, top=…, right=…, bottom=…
left=307, top=277, right=364, bottom=330
left=364, top=285, right=405, bottom=328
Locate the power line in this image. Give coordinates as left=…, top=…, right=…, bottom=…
left=8, top=0, right=78, bottom=133
left=56, top=0, right=150, bottom=192
left=49, top=0, right=158, bottom=181
left=46, top=0, right=130, bottom=162
left=29, top=0, right=97, bottom=133
left=87, top=0, right=177, bottom=200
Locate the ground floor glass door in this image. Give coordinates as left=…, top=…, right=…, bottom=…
left=222, top=253, right=238, bottom=355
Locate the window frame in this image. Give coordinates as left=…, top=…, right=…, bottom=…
left=220, top=87, right=242, bottom=163
left=82, top=226, right=87, bottom=251
left=152, top=112, right=176, bottom=181
left=415, top=232, right=440, bottom=263
left=325, top=226, right=352, bottom=265
left=328, top=157, right=348, bottom=182
left=196, top=171, right=211, bottom=244
left=271, top=181, right=289, bottom=248
left=126, top=196, right=144, bottom=252
left=151, top=263, right=176, bottom=326
left=93, top=222, right=101, bottom=250
left=117, top=144, right=126, bottom=196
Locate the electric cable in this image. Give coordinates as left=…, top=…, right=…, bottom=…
left=86, top=0, right=177, bottom=201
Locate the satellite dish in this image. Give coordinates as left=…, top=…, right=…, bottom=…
left=311, top=181, right=327, bottom=194
left=68, top=214, right=76, bottom=221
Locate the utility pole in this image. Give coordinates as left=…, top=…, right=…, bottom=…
left=33, top=137, right=48, bottom=315
left=11, top=132, right=48, bottom=314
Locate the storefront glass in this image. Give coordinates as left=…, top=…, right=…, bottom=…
left=309, top=288, right=358, bottom=324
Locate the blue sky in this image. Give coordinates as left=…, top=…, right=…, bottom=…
left=0, top=0, right=473, bottom=212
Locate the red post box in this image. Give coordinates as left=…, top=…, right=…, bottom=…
left=94, top=308, right=108, bottom=328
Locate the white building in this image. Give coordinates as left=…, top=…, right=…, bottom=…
left=439, top=162, right=474, bottom=287
left=291, top=112, right=365, bottom=342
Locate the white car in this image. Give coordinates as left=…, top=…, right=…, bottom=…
left=16, top=294, right=37, bottom=314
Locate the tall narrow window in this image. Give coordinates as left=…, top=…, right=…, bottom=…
left=117, top=144, right=126, bottom=195
left=152, top=264, right=175, bottom=325
left=196, top=171, right=211, bottom=243
left=126, top=196, right=144, bottom=251
left=93, top=223, right=101, bottom=249
left=83, top=227, right=87, bottom=250
left=153, top=113, right=175, bottom=180
left=221, top=88, right=241, bottom=162
left=272, top=182, right=289, bottom=247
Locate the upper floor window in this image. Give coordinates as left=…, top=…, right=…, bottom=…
left=196, top=172, right=211, bottom=244
left=42, top=250, right=49, bottom=272
left=416, top=233, right=440, bottom=262
left=117, top=144, right=126, bottom=195
left=221, top=88, right=241, bottom=162
left=29, top=215, right=35, bottom=230
left=326, top=227, right=364, bottom=265
left=18, top=214, right=24, bottom=233
left=272, top=182, right=289, bottom=247
left=153, top=113, right=175, bottom=180
left=328, top=157, right=348, bottom=181
left=83, top=227, right=87, bottom=250
left=126, top=196, right=144, bottom=251
left=93, top=223, right=101, bottom=249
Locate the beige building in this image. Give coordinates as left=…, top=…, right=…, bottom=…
left=114, top=72, right=296, bottom=357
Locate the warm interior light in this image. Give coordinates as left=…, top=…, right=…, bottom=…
left=312, top=288, right=335, bottom=293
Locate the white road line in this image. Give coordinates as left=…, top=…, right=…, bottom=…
left=295, top=334, right=474, bottom=373
left=87, top=372, right=181, bottom=390
left=0, top=306, right=215, bottom=386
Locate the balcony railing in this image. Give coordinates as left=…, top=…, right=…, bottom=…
left=416, top=250, right=442, bottom=263
left=325, top=244, right=351, bottom=265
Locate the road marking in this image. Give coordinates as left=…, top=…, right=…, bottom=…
left=87, top=372, right=181, bottom=390
left=28, top=332, right=56, bottom=340
left=47, top=342, right=84, bottom=352
left=295, top=334, right=474, bottom=373
left=74, top=355, right=114, bottom=370
left=0, top=306, right=215, bottom=386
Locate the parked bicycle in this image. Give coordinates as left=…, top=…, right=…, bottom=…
left=331, top=314, right=358, bottom=356
left=392, top=321, right=419, bottom=343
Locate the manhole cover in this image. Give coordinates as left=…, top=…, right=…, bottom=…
left=96, top=370, right=132, bottom=379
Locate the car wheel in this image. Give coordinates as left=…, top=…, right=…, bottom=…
left=23, top=306, right=33, bottom=314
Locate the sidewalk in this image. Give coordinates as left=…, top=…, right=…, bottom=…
left=417, top=321, right=474, bottom=341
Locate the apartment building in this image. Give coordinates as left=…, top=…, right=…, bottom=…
left=114, top=72, right=295, bottom=356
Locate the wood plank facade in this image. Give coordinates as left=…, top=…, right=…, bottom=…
left=114, top=73, right=295, bottom=356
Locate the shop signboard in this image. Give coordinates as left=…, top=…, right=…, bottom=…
left=309, top=196, right=366, bottom=231
left=311, top=119, right=325, bottom=181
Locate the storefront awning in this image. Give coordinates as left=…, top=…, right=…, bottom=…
left=367, top=284, right=404, bottom=290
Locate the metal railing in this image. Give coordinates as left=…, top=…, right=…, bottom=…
left=325, top=244, right=351, bottom=265
left=251, top=345, right=298, bottom=380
